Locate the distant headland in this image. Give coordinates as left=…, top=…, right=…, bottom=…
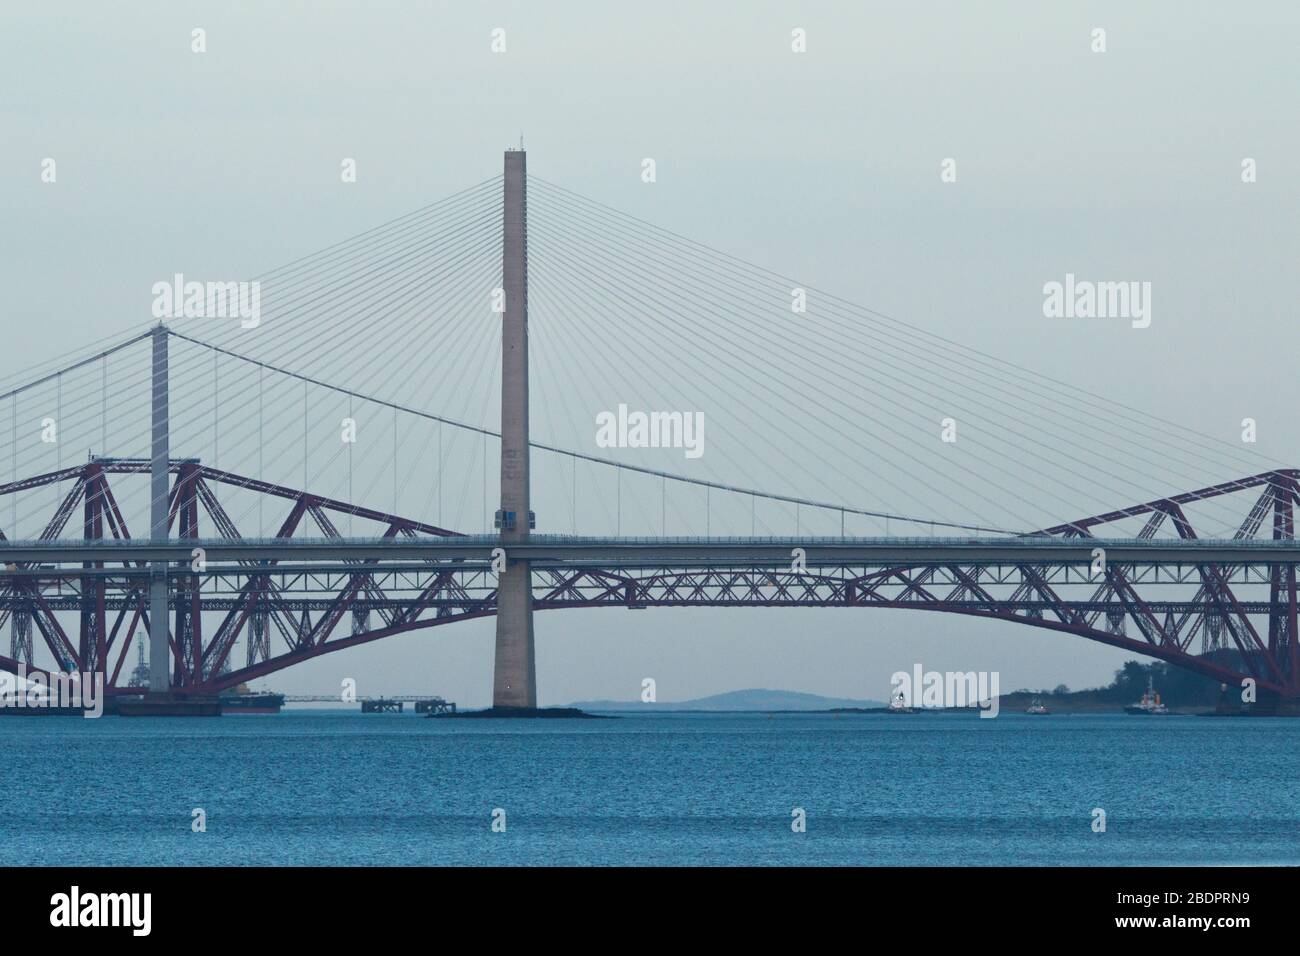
left=565, top=653, right=1268, bottom=716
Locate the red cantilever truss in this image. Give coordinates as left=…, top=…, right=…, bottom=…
left=1, top=461, right=1297, bottom=699
left=0, top=459, right=463, bottom=695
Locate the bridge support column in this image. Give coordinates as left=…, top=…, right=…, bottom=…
left=492, top=148, right=537, bottom=709
left=80, top=462, right=106, bottom=676
left=148, top=324, right=171, bottom=694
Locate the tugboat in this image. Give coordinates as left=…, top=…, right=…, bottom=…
left=1124, top=676, right=1170, bottom=715
left=1025, top=696, right=1049, bottom=715
left=886, top=689, right=914, bottom=714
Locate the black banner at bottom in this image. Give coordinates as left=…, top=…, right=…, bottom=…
left=5, top=865, right=1274, bottom=941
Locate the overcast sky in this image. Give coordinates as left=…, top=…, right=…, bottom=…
left=2, top=2, right=1297, bottom=705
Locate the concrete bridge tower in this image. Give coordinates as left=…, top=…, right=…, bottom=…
left=492, top=148, right=537, bottom=708
left=149, top=323, right=171, bottom=694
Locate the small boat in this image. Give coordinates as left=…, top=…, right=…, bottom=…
left=886, top=689, right=914, bottom=714
left=219, top=681, right=285, bottom=714
left=220, top=691, right=285, bottom=714
left=1124, top=676, right=1170, bottom=715
left=1025, top=696, right=1049, bottom=715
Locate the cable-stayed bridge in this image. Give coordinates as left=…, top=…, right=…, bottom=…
left=2, top=149, right=1298, bottom=709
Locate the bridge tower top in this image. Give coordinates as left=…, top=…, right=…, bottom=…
left=496, top=148, right=532, bottom=541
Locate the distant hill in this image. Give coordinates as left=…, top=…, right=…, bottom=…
left=567, top=688, right=886, bottom=712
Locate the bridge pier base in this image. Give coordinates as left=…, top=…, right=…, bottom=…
left=1208, top=685, right=1300, bottom=716
left=1239, top=691, right=1300, bottom=717
left=493, top=562, right=536, bottom=708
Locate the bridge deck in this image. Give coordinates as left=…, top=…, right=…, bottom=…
left=3, top=534, right=1300, bottom=568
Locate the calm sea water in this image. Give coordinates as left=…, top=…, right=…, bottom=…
left=5, top=710, right=1299, bottom=866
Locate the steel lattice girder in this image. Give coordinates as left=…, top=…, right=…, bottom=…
left=0, top=461, right=1298, bottom=699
